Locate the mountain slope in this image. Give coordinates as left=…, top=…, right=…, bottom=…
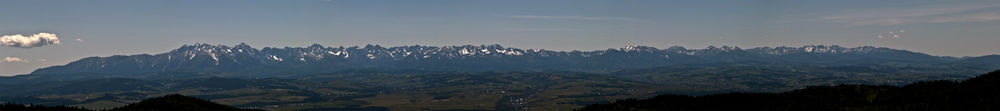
left=578, top=70, right=1000, bottom=111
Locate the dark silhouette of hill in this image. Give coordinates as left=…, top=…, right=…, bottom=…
left=109, top=94, right=263, bottom=111
left=578, top=70, right=1000, bottom=111
left=1, top=94, right=261, bottom=111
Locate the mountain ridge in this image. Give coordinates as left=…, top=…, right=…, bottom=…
left=23, top=43, right=992, bottom=80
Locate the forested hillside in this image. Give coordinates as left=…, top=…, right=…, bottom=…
left=1, top=94, right=261, bottom=111
left=579, top=70, right=1000, bottom=111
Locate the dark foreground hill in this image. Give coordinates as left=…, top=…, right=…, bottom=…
left=1, top=94, right=261, bottom=111
left=578, top=70, right=1000, bottom=111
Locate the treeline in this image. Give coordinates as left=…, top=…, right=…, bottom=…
left=1, top=94, right=262, bottom=111
left=1, top=103, right=89, bottom=111
left=579, top=70, right=1000, bottom=111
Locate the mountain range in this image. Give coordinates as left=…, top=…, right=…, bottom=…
left=20, top=43, right=999, bottom=81
left=2, top=44, right=998, bottom=111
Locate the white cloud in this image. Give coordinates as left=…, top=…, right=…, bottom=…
left=507, top=15, right=636, bottom=21
left=0, top=33, right=61, bottom=48
left=2, top=57, right=27, bottom=63
left=876, top=29, right=905, bottom=39
left=817, top=3, right=1000, bottom=26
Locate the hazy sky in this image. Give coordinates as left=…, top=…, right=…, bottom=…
left=1, top=0, right=999, bottom=76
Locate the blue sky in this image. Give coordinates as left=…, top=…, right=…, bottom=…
left=1, top=0, right=999, bottom=76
